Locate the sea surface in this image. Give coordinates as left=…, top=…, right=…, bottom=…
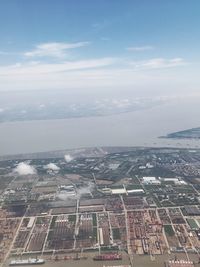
left=0, top=96, right=200, bottom=156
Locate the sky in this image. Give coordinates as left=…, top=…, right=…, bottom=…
left=0, top=0, right=200, bottom=98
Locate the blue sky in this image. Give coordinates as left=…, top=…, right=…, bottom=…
left=0, top=0, right=200, bottom=96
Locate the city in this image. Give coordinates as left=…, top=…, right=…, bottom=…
left=0, top=147, right=200, bottom=267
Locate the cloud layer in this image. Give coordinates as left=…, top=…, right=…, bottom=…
left=24, top=41, right=89, bottom=58
left=126, top=45, right=154, bottom=51
left=131, top=57, right=186, bottom=70
left=0, top=41, right=192, bottom=95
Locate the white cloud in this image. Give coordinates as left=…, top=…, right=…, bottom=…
left=14, top=162, right=36, bottom=175
left=0, top=57, right=184, bottom=80
left=126, top=45, right=154, bottom=51
left=0, top=58, right=115, bottom=76
left=76, top=182, right=94, bottom=198
left=44, top=163, right=60, bottom=171
left=112, top=98, right=131, bottom=108
left=0, top=54, right=190, bottom=94
left=64, top=154, right=73, bottom=163
left=39, top=104, right=45, bottom=109
left=24, top=41, right=90, bottom=58
left=131, top=58, right=186, bottom=70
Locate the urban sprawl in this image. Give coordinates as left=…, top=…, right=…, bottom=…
left=1, top=147, right=200, bottom=267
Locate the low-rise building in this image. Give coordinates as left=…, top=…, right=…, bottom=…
left=142, top=177, right=161, bottom=185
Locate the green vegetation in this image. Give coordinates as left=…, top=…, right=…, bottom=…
left=47, top=230, right=53, bottom=240
left=36, top=217, right=45, bottom=224
left=175, top=185, right=195, bottom=193
left=50, top=216, right=57, bottom=229
left=152, top=195, right=161, bottom=207
left=92, top=213, right=97, bottom=226
left=187, top=218, right=199, bottom=230
left=68, top=214, right=76, bottom=223
left=83, top=248, right=99, bottom=252
left=144, top=184, right=166, bottom=190
left=164, top=225, right=175, bottom=236
left=112, top=228, right=121, bottom=240
left=93, top=227, right=98, bottom=241
left=109, top=185, right=124, bottom=189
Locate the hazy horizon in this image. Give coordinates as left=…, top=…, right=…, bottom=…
left=0, top=1, right=200, bottom=155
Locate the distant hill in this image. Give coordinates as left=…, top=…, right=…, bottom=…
left=162, top=127, right=200, bottom=139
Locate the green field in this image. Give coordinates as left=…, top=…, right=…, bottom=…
left=112, top=228, right=121, bottom=240
left=164, top=225, right=175, bottom=236
left=92, top=213, right=97, bottom=226
left=187, top=218, right=199, bottom=230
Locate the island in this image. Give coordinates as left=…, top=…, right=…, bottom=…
left=161, top=127, right=200, bottom=139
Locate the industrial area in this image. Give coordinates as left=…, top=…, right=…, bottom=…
left=1, top=147, right=200, bottom=267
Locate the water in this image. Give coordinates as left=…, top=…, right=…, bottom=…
left=0, top=96, right=200, bottom=156
left=5, top=253, right=200, bottom=267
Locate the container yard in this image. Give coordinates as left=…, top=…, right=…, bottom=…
left=127, top=209, right=167, bottom=255
left=109, top=213, right=127, bottom=248
left=0, top=218, right=20, bottom=262
left=169, top=208, right=186, bottom=224
left=123, top=197, right=145, bottom=210
left=27, top=217, right=51, bottom=252
left=97, top=213, right=111, bottom=246
left=158, top=209, right=171, bottom=224
left=105, top=197, right=123, bottom=211
left=93, top=253, right=122, bottom=261
left=45, top=215, right=76, bottom=250
left=76, top=213, right=97, bottom=249
left=2, top=205, right=200, bottom=261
